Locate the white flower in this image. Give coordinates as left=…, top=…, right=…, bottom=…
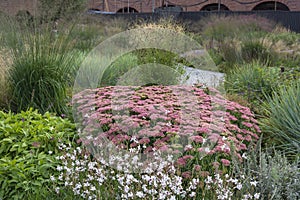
left=83, top=182, right=90, bottom=187
left=236, top=183, right=243, bottom=190
left=205, top=176, right=213, bottom=184
left=55, top=187, right=60, bottom=194
left=254, top=193, right=260, bottom=199
left=129, top=148, right=135, bottom=153
left=48, top=151, right=53, bottom=155
left=50, top=176, right=55, bottom=181
left=58, top=175, right=63, bottom=181
left=167, top=154, right=173, bottom=162
left=228, top=178, right=238, bottom=184
left=90, top=186, right=96, bottom=191
left=136, top=191, right=144, bottom=198
left=130, top=136, right=138, bottom=143
left=204, top=147, right=210, bottom=153
left=250, top=180, right=258, bottom=187
left=189, top=192, right=196, bottom=197
left=70, top=155, right=76, bottom=160
left=169, top=195, right=176, bottom=200
left=86, top=135, right=93, bottom=140
left=75, top=183, right=82, bottom=189
left=221, top=143, right=227, bottom=151
left=242, top=153, right=247, bottom=159
left=128, top=192, right=133, bottom=198
left=57, top=166, right=63, bottom=171
left=124, top=185, right=130, bottom=193
left=76, top=147, right=82, bottom=154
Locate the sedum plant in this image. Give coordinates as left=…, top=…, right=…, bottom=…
left=73, top=85, right=260, bottom=178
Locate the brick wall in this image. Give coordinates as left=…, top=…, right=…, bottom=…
left=88, top=0, right=300, bottom=13
left=0, top=0, right=38, bottom=15
left=0, top=0, right=300, bottom=16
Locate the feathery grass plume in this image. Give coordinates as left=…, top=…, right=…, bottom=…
left=0, top=13, right=84, bottom=115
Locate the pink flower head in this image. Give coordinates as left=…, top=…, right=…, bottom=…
left=181, top=171, right=191, bottom=179
left=190, top=135, right=203, bottom=143
left=221, top=159, right=231, bottom=166
left=176, top=157, right=186, bottom=167
left=194, top=165, right=201, bottom=172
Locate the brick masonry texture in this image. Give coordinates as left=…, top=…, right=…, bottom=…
left=0, top=0, right=300, bottom=16
left=89, top=0, right=300, bottom=13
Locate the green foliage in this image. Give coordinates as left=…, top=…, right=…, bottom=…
left=100, top=53, right=139, bottom=86
left=232, top=141, right=300, bottom=200
left=15, top=10, right=34, bottom=29
left=38, top=0, right=87, bottom=22
left=225, top=62, right=279, bottom=111
left=69, top=24, right=104, bottom=52
left=196, top=15, right=274, bottom=44
left=0, top=109, right=78, bottom=200
left=100, top=49, right=186, bottom=86
left=207, top=48, right=224, bottom=66
left=267, top=29, right=300, bottom=46
left=218, top=40, right=242, bottom=72
left=0, top=15, right=84, bottom=114
left=241, top=40, right=276, bottom=65
left=261, top=81, right=300, bottom=158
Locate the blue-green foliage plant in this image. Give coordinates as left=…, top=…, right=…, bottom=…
left=261, top=81, right=300, bottom=158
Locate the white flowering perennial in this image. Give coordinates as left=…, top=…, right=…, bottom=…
left=204, top=172, right=260, bottom=200
left=52, top=143, right=260, bottom=200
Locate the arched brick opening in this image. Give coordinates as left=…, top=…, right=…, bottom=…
left=252, top=1, right=289, bottom=11
left=117, top=7, right=138, bottom=13
left=200, top=3, right=230, bottom=11
left=155, top=4, right=183, bottom=12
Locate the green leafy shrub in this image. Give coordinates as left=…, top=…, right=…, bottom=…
left=100, top=50, right=186, bottom=87
left=225, top=62, right=279, bottom=111
left=261, top=81, right=300, bottom=158
left=0, top=109, right=78, bottom=199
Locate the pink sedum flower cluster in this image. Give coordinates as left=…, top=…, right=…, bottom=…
left=73, top=85, right=260, bottom=173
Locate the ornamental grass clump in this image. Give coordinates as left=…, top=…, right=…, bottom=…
left=261, top=81, right=300, bottom=158
left=73, top=85, right=260, bottom=176
left=0, top=51, right=10, bottom=109
left=0, top=14, right=84, bottom=115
